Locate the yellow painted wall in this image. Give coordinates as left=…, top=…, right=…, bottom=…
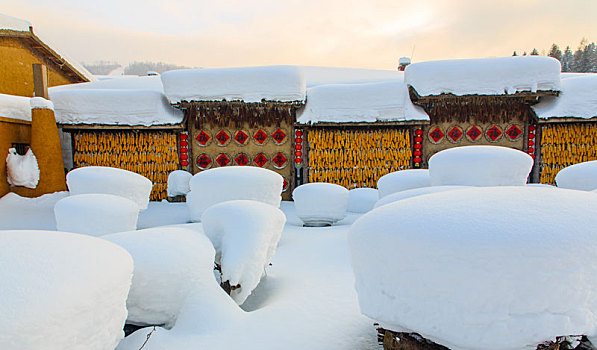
left=0, top=36, right=77, bottom=97
left=0, top=117, right=31, bottom=197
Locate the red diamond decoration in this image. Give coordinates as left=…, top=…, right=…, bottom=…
left=196, top=154, right=211, bottom=170
left=235, top=153, right=249, bottom=166
left=447, top=126, right=463, bottom=142
left=272, top=129, right=287, bottom=144
left=486, top=125, right=502, bottom=142
left=254, top=129, right=268, bottom=145
left=466, top=126, right=482, bottom=141
left=272, top=152, right=287, bottom=168
left=196, top=130, right=210, bottom=146
left=216, top=153, right=231, bottom=167
left=254, top=153, right=268, bottom=167
left=282, top=178, right=289, bottom=191
left=505, top=125, right=522, bottom=141
left=234, top=130, right=249, bottom=145
left=215, top=130, right=230, bottom=145
left=429, top=127, right=444, bottom=143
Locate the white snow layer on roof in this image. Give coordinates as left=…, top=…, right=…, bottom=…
left=297, top=81, right=428, bottom=124
left=532, top=75, right=597, bottom=119
left=0, top=13, right=31, bottom=31
left=301, top=66, right=404, bottom=88
left=0, top=93, right=32, bottom=121
left=50, top=76, right=164, bottom=92
left=405, top=56, right=561, bottom=96
left=161, top=65, right=307, bottom=104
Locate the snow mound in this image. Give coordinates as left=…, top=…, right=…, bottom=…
left=187, top=166, right=282, bottom=222
left=202, top=200, right=286, bottom=304
left=533, top=75, right=597, bottom=119
left=0, top=93, right=31, bottom=121
left=347, top=188, right=379, bottom=213
left=66, top=166, right=152, bottom=210
left=167, top=170, right=192, bottom=197
left=29, top=97, right=53, bottom=110
left=429, top=146, right=533, bottom=186
left=55, top=194, right=139, bottom=236
left=293, top=183, right=348, bottom=226
left=297, top=81, right=428, bottom=124
left=374, top=185, right=468, bottom=208
left=350, top=186, right=597, bottom=350
left=0, top=13, right=31, bottom=32
left=6, top=148, right=39, bottom=189
left=103, top=227, right=207, bottom=328
left=405, top=56, right=561, bottom=96
left=0, top=191, right=68, bottom=230
left=161, top=65, right=306, bottom=104
left=302, top=66, right=404, bottom=88
left=0, top=230, right=133, bottom=350
left=377, top=169, right=431, bottom=199
left=555, top=160, right=597, bottom=191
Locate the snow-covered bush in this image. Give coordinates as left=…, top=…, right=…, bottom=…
left=66, top=166, right=152, bottom=210
left=201, top=200, right=286, bottom=304
left=55, top=193, right=139, bottom=236
left=428, top=145, right=533, bottom=186
left=167, top=170, right=193, bottom=197
left=293, top=183, right=348, bottom=226
left=103, top=227, right=206, bottom=328
left=350, top=186, right=597, bottom=350
left=374, top=185, right=468, bottom=208
left=0, top=230, right=133, bottom=350
left=347, top=188, right=378, bottom=213
left=376, top=169, right=430, bottom=199
left=6, top=148, right=39, bottom=189
left=555, top=160, right=597, bottom=191
left=187, top=166, right=282, bottom=222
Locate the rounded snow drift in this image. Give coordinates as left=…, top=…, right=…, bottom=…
left=167, top=170, right=193, bottom=197
left=555, top=160, right=597, bottom=191
left=187, top=166, right=283, bottom=222
left=66, top=166, right=152, bottom=210
left=0, top=230, right=133, bottom=350
left=350, top=186, right=597, bottom=350
left=374, top=185, right=468, bottom=208
left=55, top=193, right=139, bottom=236
left=293, top=183, right=348, bottom=227
left=347, top=188, right=379, bottom=213
left=377, top=169, right=430, bottom=199
left=428, top=145, right=533, bottom=186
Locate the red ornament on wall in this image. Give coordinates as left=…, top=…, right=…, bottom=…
left=466, top=126, right=482, bottom=142
left=254, top=153, right=268, bottom=167
left=428, top=127, right=444, bottom=144
left=253, top=129, right=268, bottom=145
left=195, top=130, right=211, bottom=146
left=215, top=153, right=231, bottom=167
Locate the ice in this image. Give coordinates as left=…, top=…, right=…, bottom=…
left=66, top=166, right=153, bottom=210
left=405, top=56, right=561, bottom=96
left=350, top=186, right=597, bottom=350
left=6, top=148, right=39, bottom=189
left=186, top=166, right=282, bottom=222
left=347, top=188, right=379, bottom=213
left=202, top=200, right=286, bottom=304
left=429, top=145, right=533, bottom=186
left=103, top=227, right=208, bottom=328
left=54, top=194, right=139, bottom=236
left=292, top=183, right=348, bottom=226
left=376, top=169, right=431, bottom=199
left=0, top=230, right=133, bottom=350
left=555, top=160, right=597, bottom=191
left=0, top=93, right=31, bottom=121
left=374, top=185, right=468, bottom=208
left=533, top=75, right=597, bottom=119
left=167, top=170, right=192, bottom=197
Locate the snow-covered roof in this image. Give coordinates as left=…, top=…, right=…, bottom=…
left=297, top=81, right=428, bottom=124
left=161, top=65, right=306, bottom=104
left=0, top=93, right=32, bottom=121
left=51, top=76, right=164, bottom=92
left=0, top=13, right=31, bottom=32
left=301, top=66, right=404, bottom=88
left=405, top=56, right=561, bottom=97
left=532, top=74, right=597, bottom=120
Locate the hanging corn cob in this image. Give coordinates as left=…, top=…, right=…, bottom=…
left=539, top=123, right=597, bottom=185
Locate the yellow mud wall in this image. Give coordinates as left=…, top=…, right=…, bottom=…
left=0, top=118, right=31, bottom=197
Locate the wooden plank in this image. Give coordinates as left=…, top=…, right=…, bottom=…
left=32, top=63, right=49, bottom=99
left=0, top=116, right=31, bottom=125
left=60, top=124, right=185, bottom=131
left=538, top=117, right=597, bottom=124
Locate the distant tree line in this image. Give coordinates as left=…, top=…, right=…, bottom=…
left=83, top=61, right=193, bottom=76
left=82, top=60, right=121, bottom=75
left=513, top=38, right=597, bottom=73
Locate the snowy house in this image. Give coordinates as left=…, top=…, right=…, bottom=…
left=161, top=66, right=306, bottom=199
left=405, top=56, right=561, bottom=181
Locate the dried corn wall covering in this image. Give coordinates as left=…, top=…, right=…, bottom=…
left=72, top=131, right=178, bottom=200
left=307, top=128, right=411, bottom=188
left=540, top=123, right=597, bottom=184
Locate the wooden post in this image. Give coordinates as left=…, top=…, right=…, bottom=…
left=32, top=64, right=48, bottom=99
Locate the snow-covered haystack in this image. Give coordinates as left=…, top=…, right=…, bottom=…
left=55, top=194, right=139, bottom=236
left=187, top=166, right=282, bottom=222
left=429, top=146, right=533, bottom=186
left=103, top=227, right=206, bottom=328
left=293, top=183, right=348, bottom=226
left=350, top=186, right=597, bottom=350
left=202, top=200, right=286, bottom=304
left=167, top=170, right=192, bottom=197
left=555, top=160, right=597, bottom=191
left=347, top=188, right=379, bottom=213
left=66, top=166, right=152, bottom=210
left=374, top=185, right=468, bottom=208
left=376, top=169, right=430, bottom=199
left=0, top=230, right=133, bottom=350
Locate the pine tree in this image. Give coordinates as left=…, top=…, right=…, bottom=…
left=513, top=51, right=518, bottom=56
left=583, top=42, right=597, bottom=72
left=547, top=44, right=562, bottom=62
left=530, top=48, right=540, bottom=55
left=562, top=46, right=573, bottom=72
